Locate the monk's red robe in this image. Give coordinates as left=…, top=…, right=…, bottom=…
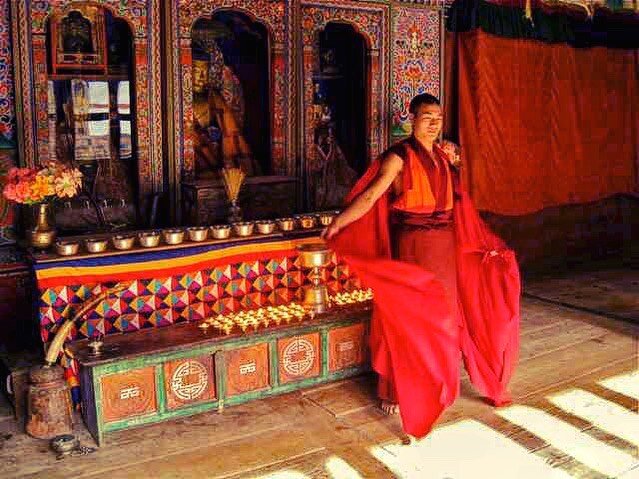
left=328, top=143, right=520, bottom=438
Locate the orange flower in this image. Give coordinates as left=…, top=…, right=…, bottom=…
left=54, top=171, right=80, bottom=198
left=31, top=175, right=54, bottom=200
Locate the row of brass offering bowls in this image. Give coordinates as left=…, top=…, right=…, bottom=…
left=53, top=211, right=340, bottom=257
left=209, top=211, right=338, bottom=240
left=54, top=227, right=209, bottom=256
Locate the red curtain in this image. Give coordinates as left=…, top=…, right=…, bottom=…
left=455, top=30, right=638, bottom=215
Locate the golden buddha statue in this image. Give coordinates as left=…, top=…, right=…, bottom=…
left=192, top=53, right=259, bottom=177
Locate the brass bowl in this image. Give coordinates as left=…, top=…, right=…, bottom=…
left=138, top=231, right=161, bottom=248
left=163, top=228, right=185, bottom=245
left=55, top=240, right=79, bottom=256
left=256, top=221, right=275, bottom=235
left=84, top=238, right=108, bottom=253
left=318, top=213, right=336, bottom=226
left=277, top=218, right=295, bottom=232
left=112, top=235, right=135, bottom=250
left=233, top=222, right=254, bottom=237
left=210, top=225, right=231, bottom=240
left=298, top=215, right=316, bottom=229
left=50, top=434, right=79, bottom=455
left=187, top=226, right=209, bottom=242
left=297, top=242, right=331, bottom=268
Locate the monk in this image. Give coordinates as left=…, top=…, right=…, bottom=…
left=322, top=93, right=520, bottom=438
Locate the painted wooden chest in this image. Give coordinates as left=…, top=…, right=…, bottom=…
left=68, top=303, right=370, bottom=445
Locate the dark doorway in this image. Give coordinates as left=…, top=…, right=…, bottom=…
left=317, top=23, right=368, bottom=175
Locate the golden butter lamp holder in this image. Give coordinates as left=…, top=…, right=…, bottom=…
left=297, top=242, right=332, bottom=314
left=199, top=303, right=308, bottom=335
left=197, top=289, right=373, bottom=336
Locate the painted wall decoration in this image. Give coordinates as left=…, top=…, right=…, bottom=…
left=0, top=0, right=15, bottom=145
left=391, top=6, right=441, bottom=139
left=11, top=0, right=163, bottom=196
left=170, top=0, right=295, bottom=183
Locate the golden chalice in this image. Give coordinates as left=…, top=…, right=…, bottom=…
left=297, top=242, right=332, bottom=314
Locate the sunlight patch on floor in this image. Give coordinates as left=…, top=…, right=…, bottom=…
left=250, top=472, right=310, bottom=479
left=498, top=405, right=636, bottom=478
left=599, top=370, right=639, bottom=401
left=369, top=419, right=572, bottom=479
left=616, top=463, right=639, bottom=479
left=324, top=456, right=365, bottom=478
left=249, top=456, right=366, bottom=479
left=549, top=388, right=639, bottom=446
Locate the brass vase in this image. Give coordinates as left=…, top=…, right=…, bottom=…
left=28, top=202, right=56, bottom=250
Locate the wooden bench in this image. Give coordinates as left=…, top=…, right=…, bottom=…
left=68, top=302, right=371, bottom=446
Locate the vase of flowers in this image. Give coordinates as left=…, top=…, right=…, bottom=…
left=2, top=162, right=82, bottom=250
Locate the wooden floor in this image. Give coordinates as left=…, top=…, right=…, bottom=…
left=1, top=268, right=637, bottom=478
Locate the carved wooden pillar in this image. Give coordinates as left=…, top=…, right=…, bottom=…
left=271, top=44, right=287, bottom=175
left=32, top=35, right=49, bottom=165
left=368, top=48, right=380, bottom=159
left=179, top=39, right=195, bottom=183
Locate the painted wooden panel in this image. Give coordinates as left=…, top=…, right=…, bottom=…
left=101, top=367, right=157, bottom=423
left=0, top=0, right=15, bottom=145
left=226, top=343, right=270, bottom=396
left=390, top=5, right=441, bottom=140
left=11, top=0, right=163, bottom=194
left=164, top=355, right=216, bottom=410
left=328, top=323, right=367, bottom=372
left=170, top=0, right=295, bottom=181
left=277, top=332, right=320, bottom=384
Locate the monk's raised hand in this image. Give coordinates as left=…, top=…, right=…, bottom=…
left=321, top=223, right=340, bottom=240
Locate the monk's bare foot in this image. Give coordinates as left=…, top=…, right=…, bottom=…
left=401, top=434, right=417, bottom=445
left=381, top=400, right=400, bottom=415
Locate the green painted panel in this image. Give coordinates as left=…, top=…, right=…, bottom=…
left=214, top=351, right=227, bottom=411
left=82, top=313, right=371, bottom=445
left=268, top=340, right=279, bottom=389
left=155, top=364, right=167, bottom=414
left=320, top=328, right=329, bottom=377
